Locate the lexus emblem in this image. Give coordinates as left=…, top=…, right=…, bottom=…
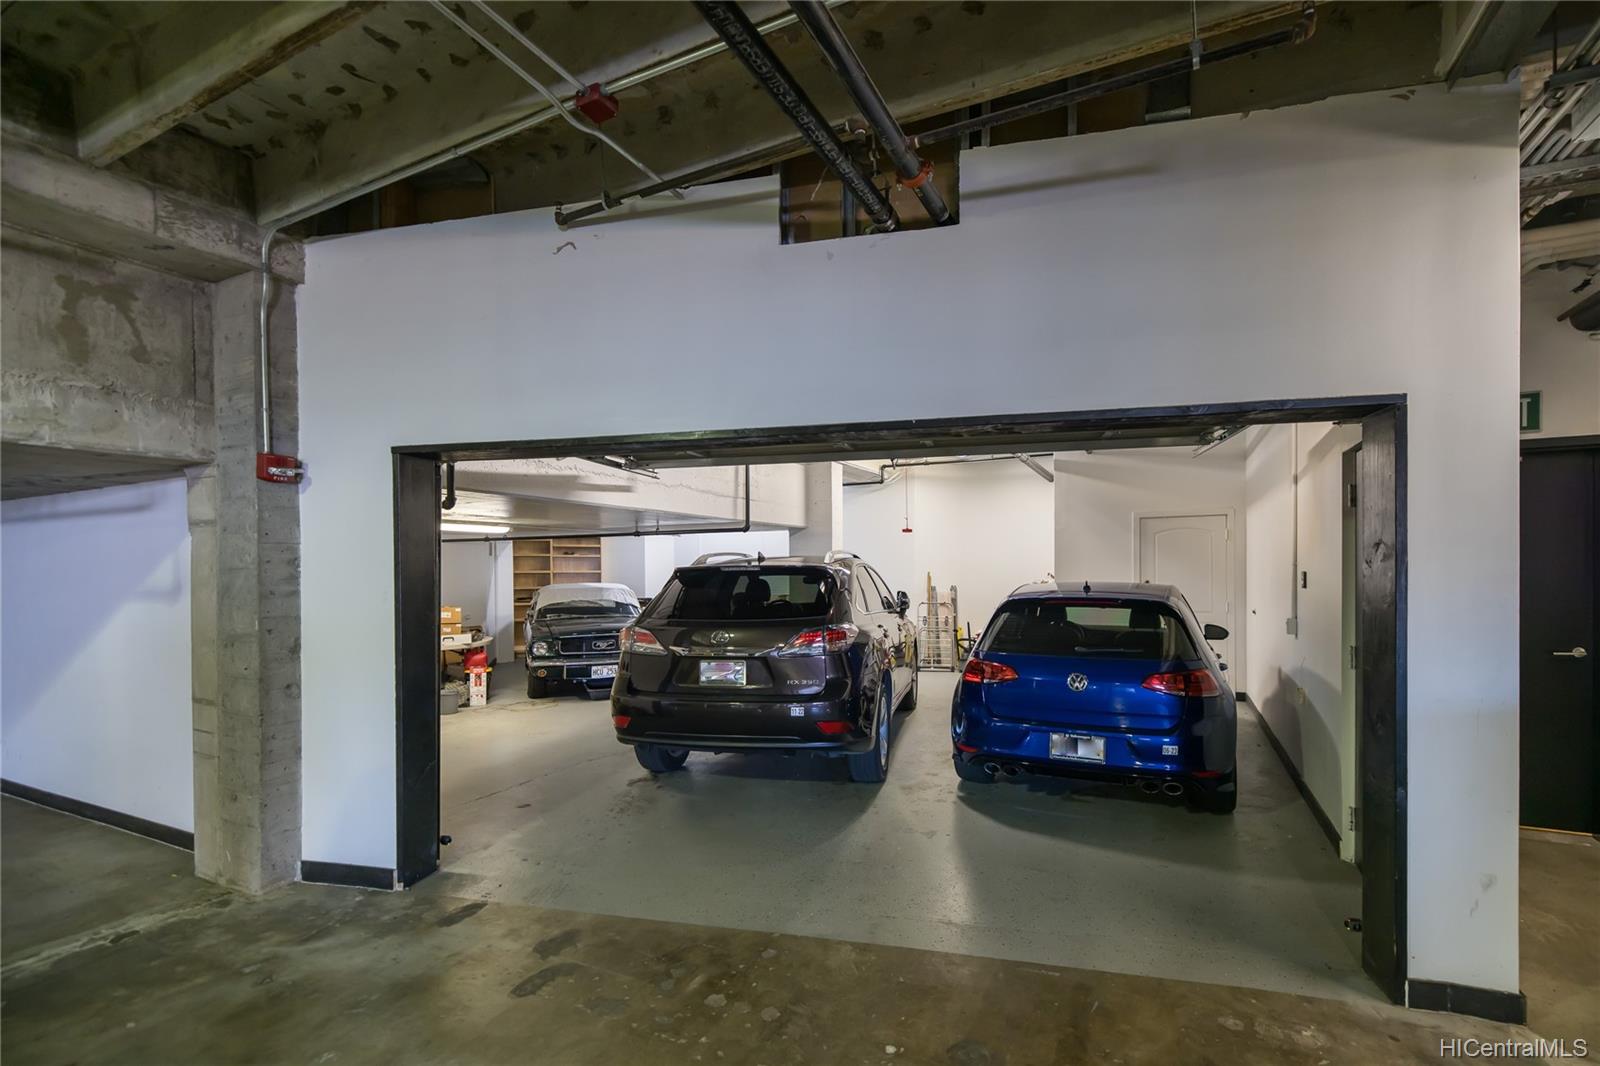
left=1066, top=673, right=1089, bottom=692
left=710, top=630, right=733, bottom=644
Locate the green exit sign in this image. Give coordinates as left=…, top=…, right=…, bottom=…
left=1521, top=391, right=1541, bottom=433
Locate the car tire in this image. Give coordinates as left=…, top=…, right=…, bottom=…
left=527, top=673, right=547, bottom=699
left=900, top=660, right=918, bottom=713
left=952, top=756, right=996, bottom=784
left=634, top=744, right=689, bottom=773
left=846, top=685, right=893, bottom=784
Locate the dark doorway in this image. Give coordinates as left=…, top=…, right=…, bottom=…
left=1519, top=441, right=1600, bottom=834
left=391, top=396, right=1409, bottom=998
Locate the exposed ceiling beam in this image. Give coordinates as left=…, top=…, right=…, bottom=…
left=251, top=1, right=1300, bottom=225
left=75, top=1, right=373, bottom=167
left=1436, top=0, right=1556, bottom=86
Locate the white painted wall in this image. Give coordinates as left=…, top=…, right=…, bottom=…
left=844, top=460, right=1055, bottom=638
left=440, top=540, right=515, bottom=663
left=1052, top=441, right=1248, bottom=685
left=600, top=529, right=791, bottom=600
left=297, top=84, right=1521, bottom=993
left=1521, top=270, right=1600, bottom=439
left=0, top=479, right=193, bottom=831
left=1244, top=423, right=1364, bottom=861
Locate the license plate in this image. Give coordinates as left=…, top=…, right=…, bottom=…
left=591, top=665, right=617, bottom=679
left=1049, top=733, right=1106, bottom=763
left=699, top=660, right=747, bottom=685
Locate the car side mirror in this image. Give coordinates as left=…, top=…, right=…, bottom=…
left=1203, top=623, right=1229, bottom=641
left=895, top=591, right=910, bottom=616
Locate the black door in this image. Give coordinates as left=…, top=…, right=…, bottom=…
left=1358, top=407, right=1406, bottom=1003
left=1519, top=446, right=1599, bottom=833
left=394, top=454, right=442, bottom=886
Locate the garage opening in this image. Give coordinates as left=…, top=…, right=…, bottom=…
left=395, top=397, right=1407, bottom=1004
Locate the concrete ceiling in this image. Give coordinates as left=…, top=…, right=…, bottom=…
left=1, top=0, right=1492, bottom=230
left=0, top=442, right=195, bottom=500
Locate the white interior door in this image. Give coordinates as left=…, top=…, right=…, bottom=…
left=1137, top=513, right=1233, bottom=676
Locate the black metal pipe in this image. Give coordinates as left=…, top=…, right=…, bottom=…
left=910, top=12, right=1315, bottom=149
left=694, top=0, right=898, bottom=230
left=557, top=130, right=828, bottom=227
left=789, top=1, right=952, bottom=225
left=442, top=462, right=457, bottom=510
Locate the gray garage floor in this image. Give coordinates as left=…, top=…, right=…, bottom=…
left=423, top=671, right=1369, bottom=1002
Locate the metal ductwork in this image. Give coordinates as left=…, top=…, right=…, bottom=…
left=694, top=0, right=899, bottom=230
left=788, top=1, right=953, bottom=226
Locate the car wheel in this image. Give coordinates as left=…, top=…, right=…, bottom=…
left=527, top=672, right=547, bottom=699
left=634, top=744, right=689, bottom=773
left=846, top=684, right=892, bottom=784
left=953, top=756, right=996, bottom=784
left=900, top=656, right=918, bottom=713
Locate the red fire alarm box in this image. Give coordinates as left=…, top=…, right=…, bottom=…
left=574, top=83, right=619, bottom=125
left=256, top=453, right=302, bottom=484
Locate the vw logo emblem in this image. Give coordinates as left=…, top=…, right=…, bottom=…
left=710, top=630, right=733, bottom=644
left=1066, top=673, right=1089, bottom=692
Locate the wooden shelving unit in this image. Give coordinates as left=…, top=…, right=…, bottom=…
left=512, top=537, right=603, bottom=655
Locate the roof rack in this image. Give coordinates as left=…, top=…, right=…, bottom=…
left=691, top=551, right=757, bottom=565
left=823, top=550, right=861, bottom=563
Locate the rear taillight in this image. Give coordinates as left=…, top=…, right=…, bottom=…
left=777, top=623, right=858, bottom=656
left=816, top=720, right=852, bottom=735
left=619, top=625, right=667, bottom=656
left=612, top=714, right=631, bottom=729
left=962, top=659, right=1018, bottom=684
left=1142, top=669, right=1221, bottom=697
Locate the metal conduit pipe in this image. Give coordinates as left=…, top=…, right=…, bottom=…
left=1521, top=18, right=1600, bottom=144
left=426, top=0, right=677, bottom=195
left=910, top=12, right=1314, bottom=149
left=469, top=0, right=583, bottom=92
left=555, top=121, right=861, bottom=227
left=788, top=1, right=952, bottom=225
left=695, top=0, right=899, bottom=230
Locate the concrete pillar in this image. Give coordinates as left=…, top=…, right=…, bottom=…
left=189, top=272, right=301, bottom=893
left=789, top=463, right=844, bottom=557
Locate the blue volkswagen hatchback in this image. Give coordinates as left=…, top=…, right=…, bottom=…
left=951, top=582, right=1237, bottom=812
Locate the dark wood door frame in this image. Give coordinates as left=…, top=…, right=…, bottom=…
left=389, top=396, right=1414, bottom=1000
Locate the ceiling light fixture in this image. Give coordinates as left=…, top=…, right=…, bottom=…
left=440, top=521, right=511, bottom=535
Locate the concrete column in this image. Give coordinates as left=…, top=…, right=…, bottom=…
left=189, top=272, right=300, bottom=893
left=789, top=463, right=844, bottom=557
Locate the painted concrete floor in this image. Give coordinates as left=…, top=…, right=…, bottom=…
left=0, top=797, right=1556, bottom=1066
left=426, top=672, right=1371, bottom=1002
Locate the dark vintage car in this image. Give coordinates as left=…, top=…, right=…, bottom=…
left=610, top=551, right=918, bottom=782
left=525, top=583, right=641, bottom=699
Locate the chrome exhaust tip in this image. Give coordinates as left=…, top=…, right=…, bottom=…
left=1001, top=764, right=1022, bottom=778
left=982, top=762, right=1002, bottom=776
left=1138, top=779, right=1161, bottom=795
left=1161, top=780, right=1186, bottom=797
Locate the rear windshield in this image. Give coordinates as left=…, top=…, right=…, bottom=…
left=648, top=567, right=835, bottom=621
left=980, top=600, right=1199, bottom=660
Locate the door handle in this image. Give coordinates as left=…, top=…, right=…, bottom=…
left=1553, top=647, right=1589, bottom=658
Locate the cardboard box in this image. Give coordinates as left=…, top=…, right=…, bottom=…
left=440, top=622, right=462, bottom=636
left=440, top=605, right=462, bottom=625
left=440, top=632, right=474, bottom=648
